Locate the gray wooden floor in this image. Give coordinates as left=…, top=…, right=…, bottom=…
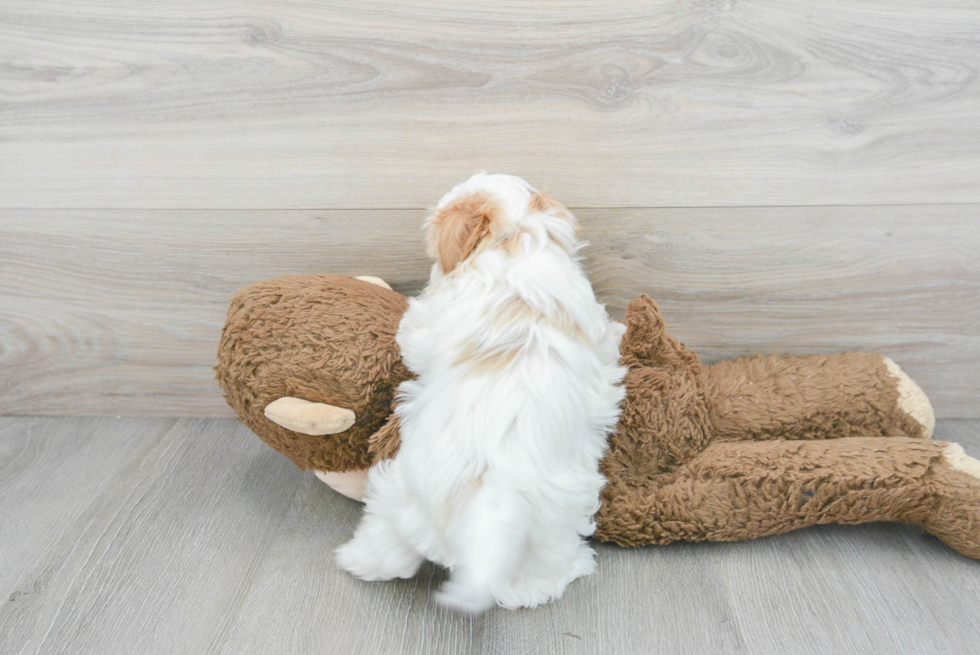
left=1, top=417, right=979, bottom=654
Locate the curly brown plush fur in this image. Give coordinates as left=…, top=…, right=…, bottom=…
left=216, top=275, right=980, bottom=560
left=216, top=275, right=413, bottom=472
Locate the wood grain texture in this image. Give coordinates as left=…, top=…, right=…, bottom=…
left=482, top=541, right=748, bottom=655
left=1, top=418, right=979, bottom=654
left=0, top=417, right=176, bottom=597
left=583, top=205, right=980, bottom=420
left=219, top=475, right=483, bottom=655
left=2, top=206, right=977, bottom=417
left=716, top=419, right=980, bottom=655
left=2, top=1, right=979, bottom=208
left=220, top=473, right=748, bottom=655
left=0, top=417, right=303, bottom=655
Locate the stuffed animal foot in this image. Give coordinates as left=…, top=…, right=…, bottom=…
left=922, top=442, right=980, bottom=559
left=883, top=357, right=936, bottom=438
left=335, top=514, right=424, bottom=582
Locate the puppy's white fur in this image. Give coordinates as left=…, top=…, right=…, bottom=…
left=335, top=173, right=627, bottom=612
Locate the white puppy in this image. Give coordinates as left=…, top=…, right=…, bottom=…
left=335, top=173, right=627, bottom=612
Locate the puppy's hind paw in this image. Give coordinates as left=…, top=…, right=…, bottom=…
left=334, top=542, right=380, bottom=580
left=335, top=540, right=422, bottom=582
left=435, top=579, right=495, bottom=614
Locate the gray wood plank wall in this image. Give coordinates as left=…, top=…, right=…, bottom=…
left=3, top=0, right=980, bottom=208
left=1, top=1, right=977, bottom=417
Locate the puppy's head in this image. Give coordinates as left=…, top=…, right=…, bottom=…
left=425, top=173, right=576, bottom=274
left=425, top=189, right=507, bottom=274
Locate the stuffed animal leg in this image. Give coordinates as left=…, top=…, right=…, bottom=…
left=704, top=352, right=935, bottom=442
left=596, top=294, right=979, bottom=557
left=594, top=436, right=980, bottom=560
left=607, top=295, right=937, bottom=476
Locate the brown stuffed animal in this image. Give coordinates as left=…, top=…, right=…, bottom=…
left=216, top=274, right=980, bottom=560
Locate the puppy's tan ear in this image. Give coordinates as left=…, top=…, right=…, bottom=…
left=528, top=191, right=568, bottom=216
left=529, top=191, right=577, bottom=228
left=426, top=191, right=503, bottom=273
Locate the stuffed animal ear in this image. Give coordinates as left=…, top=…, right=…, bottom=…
left=425, top=191, right=504, bottom=273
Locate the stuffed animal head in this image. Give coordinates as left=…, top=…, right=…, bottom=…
left=215, top=275, right=412, bottom=472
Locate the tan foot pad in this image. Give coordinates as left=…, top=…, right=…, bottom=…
left=883, top=357, right=936, bottom=438
left=941, top=442, right=980, bottom=480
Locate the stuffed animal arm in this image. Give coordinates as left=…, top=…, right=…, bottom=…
left=216, top=275, right=980, bottom=560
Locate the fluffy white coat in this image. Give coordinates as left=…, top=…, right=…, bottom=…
left=335, top=173, right=627, bottom=612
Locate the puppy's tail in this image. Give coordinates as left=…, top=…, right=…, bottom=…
left=437, top=474, right=530, bottom=614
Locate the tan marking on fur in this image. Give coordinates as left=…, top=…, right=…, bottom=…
left=549, top=233, right=570, bottom=250
left=425, top=191, right=506, bottom=274
left=491, top=296, right=590, bottom=344
left=550, top=305, right=590, bottom=343
left=498, top=231, right=525, bottom=255
left=439, top=476, right=484, bottom=530
left=528, top=191, right=568, bottom=217
left=452, top=340, right=523, bottom=375
left=492, top=296, right=538, bottom=327
left=883, top=357, right=936, bottom=438
left=939, top=442, right=980, bottom=480
left=426, top=191, right=579, bottom=272
left=454, top=298, right=590, bottom=376
left=528, top=191, right=580, bottom=235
